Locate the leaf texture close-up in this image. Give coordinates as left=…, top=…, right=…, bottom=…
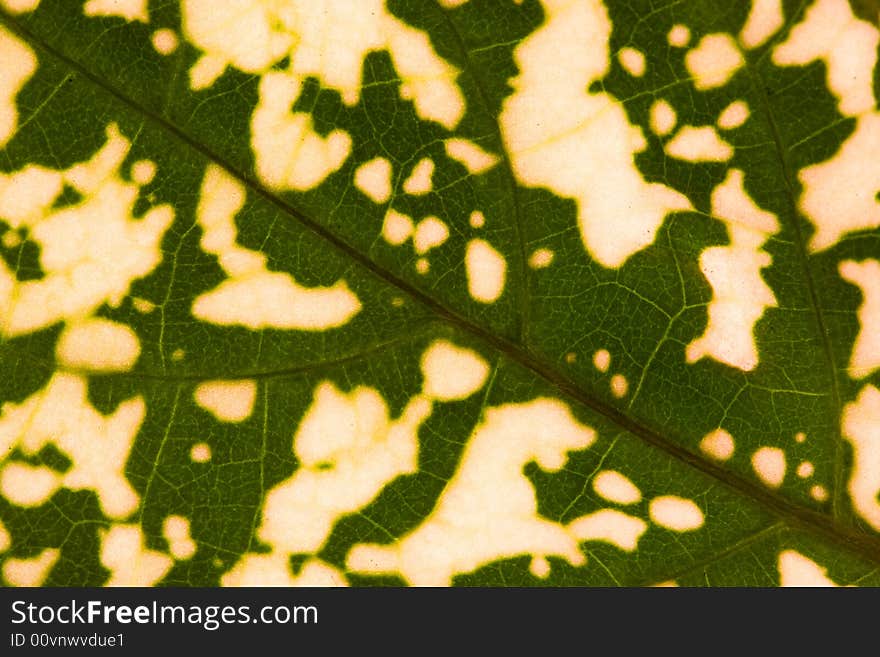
left=0, top=0, right=879, bottom=587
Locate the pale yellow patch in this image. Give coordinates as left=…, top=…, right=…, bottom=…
left=347, top=399, right=603, bottom=585
left=3, top=547, right=59, bottom=586
left=610, top=373, right=628, bottom=398
left=152, top=28, right=179, bottom=55
left=798, top=114, right=880, bottom=252
left=841, top=384, right=880, bottom=530
left=194, top=380, right=257, bottom=423
left=56, top=318, right=141, bottom=372
left=403, top=158, right=434, bottom=195
left=618, top=47, right=645, bottom=77
left=221, top=555, right=348, bottom=586
left=649, top=99, right=676, bottom=136
left=469, top=210, right=485, bottom=229
left=413, top=216, right=449, bottom=254
left=797, top=461, right=814, bottom=478
left=699, top=428, right=735, bottom=461
left=444, top=138, right=499, bottom=174
left=0, top=462, right=62, bottom=506
left=740, top=0, right=784, bottom=49
left=649, top=496, right=704, bottom=531
left=668, top=24, right=691, bottom=47
left=130, top=160, right=156, bottom=185
left=1, top=230, right=20, bottom=248
left=0, top=0, right=40, bottom=13
left=810, top=484, right=828, bottom=502
left=839, top=260, right=880, bottom=379
left=717, top=100, right=750, bottom=130
left=528, top=248, right=554, bottom=269
left=0, top=519, right=9, bottom=552
left=0, top=374, right=143, bottom=519
left=652, top=580, right=678, bottom=587
left=131, top=297, right=156, bottom=313
left=687, top=169, right=779, bottom=371
left=354, top=157, right=392, bottom=204
left=778, top=550, right=839, bottom=586
left=593, top=349, right=610, bottom=372
left=592, top=470, right=641, bottom=504
left=192, top=165, right=361, bottom=329
left=685, top=34, right=744, bottom=90
left=772, top=0, right=878, bottom=117
left=84, top=0, right=148, bottom=22
left=415, top=258, right=430, bottom=275
left=666, top=126, right=733, bottom=161
left=163, top=515, right=197, bottom=560
left=566, top=509, right=647, bottom=551
left=795, top=432, right=806, bottom=443
left=190, top=442, right=211, bottom=463
left=0, top=27, right=37, bottom=148
left=0, top=123, right=174, bottom=337
left=420, top=340, right=490, bottom=401
left=101, top=525, right=173, bottom=586
left=465, top=238, right=506, bottom=303
left=382, top=209, right=414, bottom=245
left=499, top=0, right=692, bottom=268
left=751, top=446, right=786, bottom=488
left=171, top=348, right=185, bottom=361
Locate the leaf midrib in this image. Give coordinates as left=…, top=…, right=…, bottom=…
left=4, top=12, right=880, bottom=571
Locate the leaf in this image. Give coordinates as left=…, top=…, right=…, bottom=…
left=0, top=0, right=879, bottom=587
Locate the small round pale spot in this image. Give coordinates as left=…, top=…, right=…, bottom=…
left=610, top=373, right=628, bottom=398
left=618, top=47, right=646, bottom=77
left=171, top=348, right=185, bottom=361
left=420, top=340, right=490, bottom=401
left=152, top=28, right=179, bottom=55
left=717, top=100, right=750, bottom=130
left=593, top=470, right=642, bottom=505
left=649, top=496, right=704, bottom=531
left=131, top=160, right=156, bottom=185
left=190, top=443, right=212, bottom=463
left=668, top=24, right=691, bottom=47
left=795, top=432, right=806, bottom=443
left=529, top=556, right=551, bottom=578
left=699, top=428, right=735, bottom=461
left=593, top=349, right=610, bottom=373
left=415, top=258, right=430, bottom=275
left=2, top=230, right=21, bottom=248
left=528, top=248, right=554, bottom=269
left=194, top=380, right=257, bottom=423
left=796, top=461, right=814, bottom=479
left=810, top=485, right=828, bottom=502
left=649, top=99, right=677, bottom=136
left=469, top=210, right=485, bottom=229
left=382, top=210, right=414, bottom=246
left=752, top=447, right=786, bottom=488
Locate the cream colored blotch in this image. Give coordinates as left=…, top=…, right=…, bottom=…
left=685, top=34, right=744, bottom=90
left=382, top=210, right=414, bottom=245
left=3, top=547, right=59, bottom=586
left=0, top=373, right=144, bottom=519
left=0, top=519, right=9, bottom=552
left=354, top=157, right=392, bottom=204
left=465, top=239, right=506, bottom=303
left=649, top=99, right=676, bottom=136
left=152, top=29, right=179, bottom=55
left=839, top=260, right=880, bottom=379
left=56, top=318, right=141, bottom=373
left=649, top=496, right=704, bottom=531
left=444, top=138, right=499, bottom=174
left=190, top=443, right=211, bottom=463
left=498, top=0, right=692, bottom=268
left=797, top=462, right=814, bottom=478
left=528, top=248, right=554, bottom=269
left=222, top=555, right=348, bottom=586
left=347, top=399, right=606, bottom=585
left=420, top=340, right=489, bottom=401
left=593, top=470, right=641, bottom=504
left=666, top=126, right=733, bottom=162
left=566, top=509, right=647, bottom=552
left=191, top=165, right=361, bottom=330
left=163, top=516, right=197, bottom=560
left=668, top=24, right=691, bottom=48
left=618, top=48, right=645, bottom=77
left=593, top=349, right=610, bottom=372
left=797, top=114, right=880, bottom=252
left=687, top=169, right=779, bottom=371
left=413, top=217, right=449, bottom=254
left=0, top=0, right=40, bottom=13
left=0, top=123, right=174, bottom=337
left=773, top=0, right=878, bottom=117
left=0, top=27, right=37, bottom=148
left=610, top=374, right=628, bottom=398
left=699, top=428, right=735, bottom=461
left=752, top=446, right=786, bottom=488
left=130, top=160, right=156, bottom=185
left=811, top=485, right=828, bottom=501
left=0, top=462, right=62, bottom=506
left=778, top=550, right=839, bottom=586
left=841, top=385, right=880, bottom=530
left=469, top=211, right=485, bottom=229
left=84, top=0, right=148, bottom=21
left=717, top=101, right=750, bottom=130
left=403, top=158, right=434, bottom=195
left=194, top=380, right=257, bottom=423
left=739, top=0, right=784, bottom=49
left=101, top=525, right=173, bottom=586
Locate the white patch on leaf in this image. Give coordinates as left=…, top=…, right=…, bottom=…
left=382, top=209, right=414, bottom=245
left=465, top=238, right=506, bottom=303
left=685, top=34, right=743, bottom=90
left=740, top=0, right=784, bottom=49
left=618, top=47, right=645, bottom=77
left=839, top=260, right=880, bottom=379
left=649, top=496, right=704, bottom=531
left=699, top=428, right=735, bottom=461
left=191, top=165, right=361, bottom=330
left=2, top=547, right=59, bottom=586
left=499, top=0, right=691, bottom=268
left=84, top=0, right=148, bottom=22
left=420, top=340, right=490, bottom=401
left=687, top=169, right=779, bottom=371
left=778, top=550, right=840, bottom=586
left=444, top=138, right=500, bottom=174
left=752, top=446, right=787, bottom=488
left=593, top=470, right=641, bottom=504
left=194, top=380, right=258, bottom=423
left=666, top=126, right=733, bottom=162
left=354, top=157, right=393, bottom=204
left=402, top=158, right=435, bottom=195
left=717, top=101, right=750, bottom=130
left=0, top=27, right=36, bottom=148
left=151, top=29, right=179, bottom=55
left=163, top=516, right=197, bottom=560
left=222, top=555, right=347, bottom=587
left=0, top=0, right=40, bottom=13
left=413, top=217, right=449, bottom=254
left=0, top=462, right=62, bottom=506
left=101, top=525, right=172, bottom=586
left=841, top=384, right=880, bottom=531
left=649, top=99, right=676, bottom=136
left=56, top=318, right=141, bottom=373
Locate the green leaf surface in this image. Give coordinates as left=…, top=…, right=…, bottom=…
left=1, top=0, right=879, bottom=587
